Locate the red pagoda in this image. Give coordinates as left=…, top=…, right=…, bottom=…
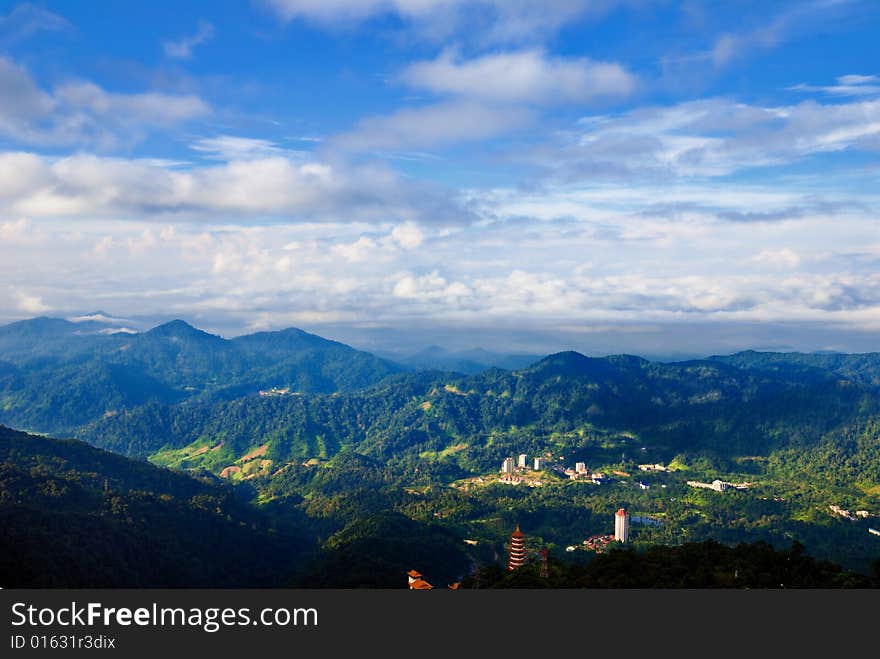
left=507, top=524, right=526, bottom=570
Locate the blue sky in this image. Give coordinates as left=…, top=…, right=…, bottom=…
left=1, top=0, right=880, bottom=357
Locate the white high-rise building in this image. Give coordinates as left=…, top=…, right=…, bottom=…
left=501, top=457, right=515, bottom=474
left=533, top=457, right=546, bottom=470
left=575, top=462, right=587, bottom=473
left=614, top=508, right=630, bottom=543
left=518, top=454, right=528, bottom=469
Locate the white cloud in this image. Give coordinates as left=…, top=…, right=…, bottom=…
left=838, top=74, right=878, bottom=86
left=389, top=223, right=423, bottom=249
left=334, top=50, right=633, bottom=152
left=190, top=135, right=294, bottom=161
left=392, top=270, right=472, bottom=301
left=0, top=217, right=34, bottom=243
left=54, top=81, right=209, bottom=126
left=333, top=100, right=531, bottom=151
left=788, top=74, right=880, bottom=98
left=752, top=248, right=801, bottom=269
left=261, top=0, right=639, bottom=45
left=0, top=57, right=209, bottom=148
left=162, top=20, right=214, bottom=60
left=331, top=236, right=380, bottom=262
left=0, top=3, right=72, bottom=44
left=0, top=151, right=471, bottom=225
left=15, top=290, right=50, bottom=313
left=400, top=49, right=637, bottom=105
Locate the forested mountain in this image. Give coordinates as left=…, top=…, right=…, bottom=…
left=0, top=316, right=121, bottom=361
left=709, top=350, right=880, bottom=386
left=82, top=349, right=880, bottom=470
left=0, top=317, right=402, bottom=435
left=0, top=425, right=311, bottom=587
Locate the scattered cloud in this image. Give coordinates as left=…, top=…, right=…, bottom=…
left=14, top=289, right=50, bottom=313
left=162, top=19, right=215, bottom=59
left=260, top=0, right=644, bottom=45
left=400, top=49, right=637, bottom=105
left=190, top=135, right=303, bottom=161
left=0, top=3, right=72, bottom=44
left=752, top=248, right=802, bottom=269
left=788, top=74, right=880, bottom=97
left=530, top=96, right=880, bottom=181
left=708, top=0, right=858, bottom=68
left=332, top=100, right=532, bottom=151
left=0, top=57, right=210, bottom=149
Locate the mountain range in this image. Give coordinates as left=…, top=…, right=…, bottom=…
left=0, top=316, right=401, bottom=434
left=2, top=315, right=880, bottom=585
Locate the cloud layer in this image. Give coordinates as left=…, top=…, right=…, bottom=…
left=0, top=151, right=471, bottom=224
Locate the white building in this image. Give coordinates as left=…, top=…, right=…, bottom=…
left=712, top=480, right=730, bottom=492
left=614, top=508, right=630, bottom=543
left=518, top=454, right=528, bottom=469
left=575, top=462, right=587, bottom=473
left=533, top=457, right=546, bottom=470
left=501, top=457, right=515, bottom=474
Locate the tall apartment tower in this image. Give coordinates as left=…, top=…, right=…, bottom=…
left=614, top=508, right=630, bottom=543
left=501, top=457, right=515, bottom=474
left=518, top=454, right=528, bottom=468
left=507, top=525, right=527, bottom=570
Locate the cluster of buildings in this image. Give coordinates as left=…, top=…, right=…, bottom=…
left=498, top=454, right=552, bottom=485
left=565, top=508, right=632, bottom=553
left=687, top=479, right=750, bottom=492
left=829, top=505, right=872, bottom=521
left=570, top=534, right=615, bottom=553
left=501, top=454, right=549, bottom=474
left=258, top=386, right=300, bottom=397
left=499, top=454, right=624, bottom=486
left=560, top=461, right=602, bottom=482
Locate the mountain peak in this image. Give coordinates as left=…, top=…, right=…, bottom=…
left=527, top=351, right=648, bottom=377
left=0, top=316, right=75, bottom=337
left=146, top=320, right=220, bottom=340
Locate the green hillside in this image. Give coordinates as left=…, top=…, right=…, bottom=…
left=0, top=425, right=311, bottom=587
